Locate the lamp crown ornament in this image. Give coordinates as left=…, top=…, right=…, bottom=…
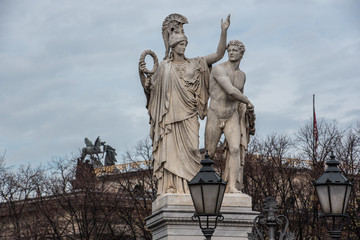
left=197, top=151, right=220, bottom=175
left=325, top=151, right=341, bottom=172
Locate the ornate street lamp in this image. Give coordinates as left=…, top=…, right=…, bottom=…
left=314, top=152, right=353, bottom=240
left=188, top=152, right=227, bottom=240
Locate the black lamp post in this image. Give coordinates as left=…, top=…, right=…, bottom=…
left=314, top=152, right=353, bottom=240
left=187, top=152, right=227, bottom=240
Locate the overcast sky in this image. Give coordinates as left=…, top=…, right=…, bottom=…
left=1, top=0, right=359, bottom=168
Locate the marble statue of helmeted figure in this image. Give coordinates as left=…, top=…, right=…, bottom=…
left=205, top=40, right=256, bottom=193
left=139, top=13, right=230, bottom=195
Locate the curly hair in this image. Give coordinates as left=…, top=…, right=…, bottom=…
left=227, top=40, right=245, bottom=54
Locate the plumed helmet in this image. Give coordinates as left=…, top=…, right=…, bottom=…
left=169, top=32, right=188, bottom=48
left=162, top=13, right=188, bottom=60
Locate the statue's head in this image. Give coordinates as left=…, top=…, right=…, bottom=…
left=169, top=32, right=188, bottom=58
left=227, top=40, right=245, bottom=61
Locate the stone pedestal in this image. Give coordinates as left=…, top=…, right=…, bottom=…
left=146, top=193, right=258, bottom=239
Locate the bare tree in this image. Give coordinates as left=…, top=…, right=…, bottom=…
left=1, top=124, right=358, bottom=239
left=295, top=119, right=342, bottom=176
left=32, top=138, right=156, bottom=240
left=333, top=123, right=360, bottom=239
left=0, top=165, right=46, bottom=239
left=242, top=120, right=360, bottom=239
left=111, top=137, right=156, bottom=239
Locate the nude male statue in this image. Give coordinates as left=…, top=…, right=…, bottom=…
left=205, top=40, right=255, bottom=193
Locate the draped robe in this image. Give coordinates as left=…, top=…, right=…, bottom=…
left=148, top=57, right=210, bottom=195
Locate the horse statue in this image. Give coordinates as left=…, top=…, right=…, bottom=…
left=78, top=136, right=118, bottom=170
left=80, top=136, right=105, bottom=163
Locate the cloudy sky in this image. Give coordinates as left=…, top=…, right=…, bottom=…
left=1, top=0, right=359, bottom=167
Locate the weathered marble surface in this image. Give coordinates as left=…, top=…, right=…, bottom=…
left=205, top=40, right=256, bottom=193
left=139, top=14, right=231, bottom=196
left=147, top=193, right=257, bottom=240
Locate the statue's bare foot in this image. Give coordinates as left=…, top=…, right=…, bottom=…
left=228, top=187, right=242, bottom=193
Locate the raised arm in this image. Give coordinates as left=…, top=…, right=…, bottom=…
left=204, top=14, right=230, bottom=65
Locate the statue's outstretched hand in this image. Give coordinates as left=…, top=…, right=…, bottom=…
left=221, top=14, right=231, bottom=31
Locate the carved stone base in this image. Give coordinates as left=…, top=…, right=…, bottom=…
left=146, top=193, right=258, bottom=240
